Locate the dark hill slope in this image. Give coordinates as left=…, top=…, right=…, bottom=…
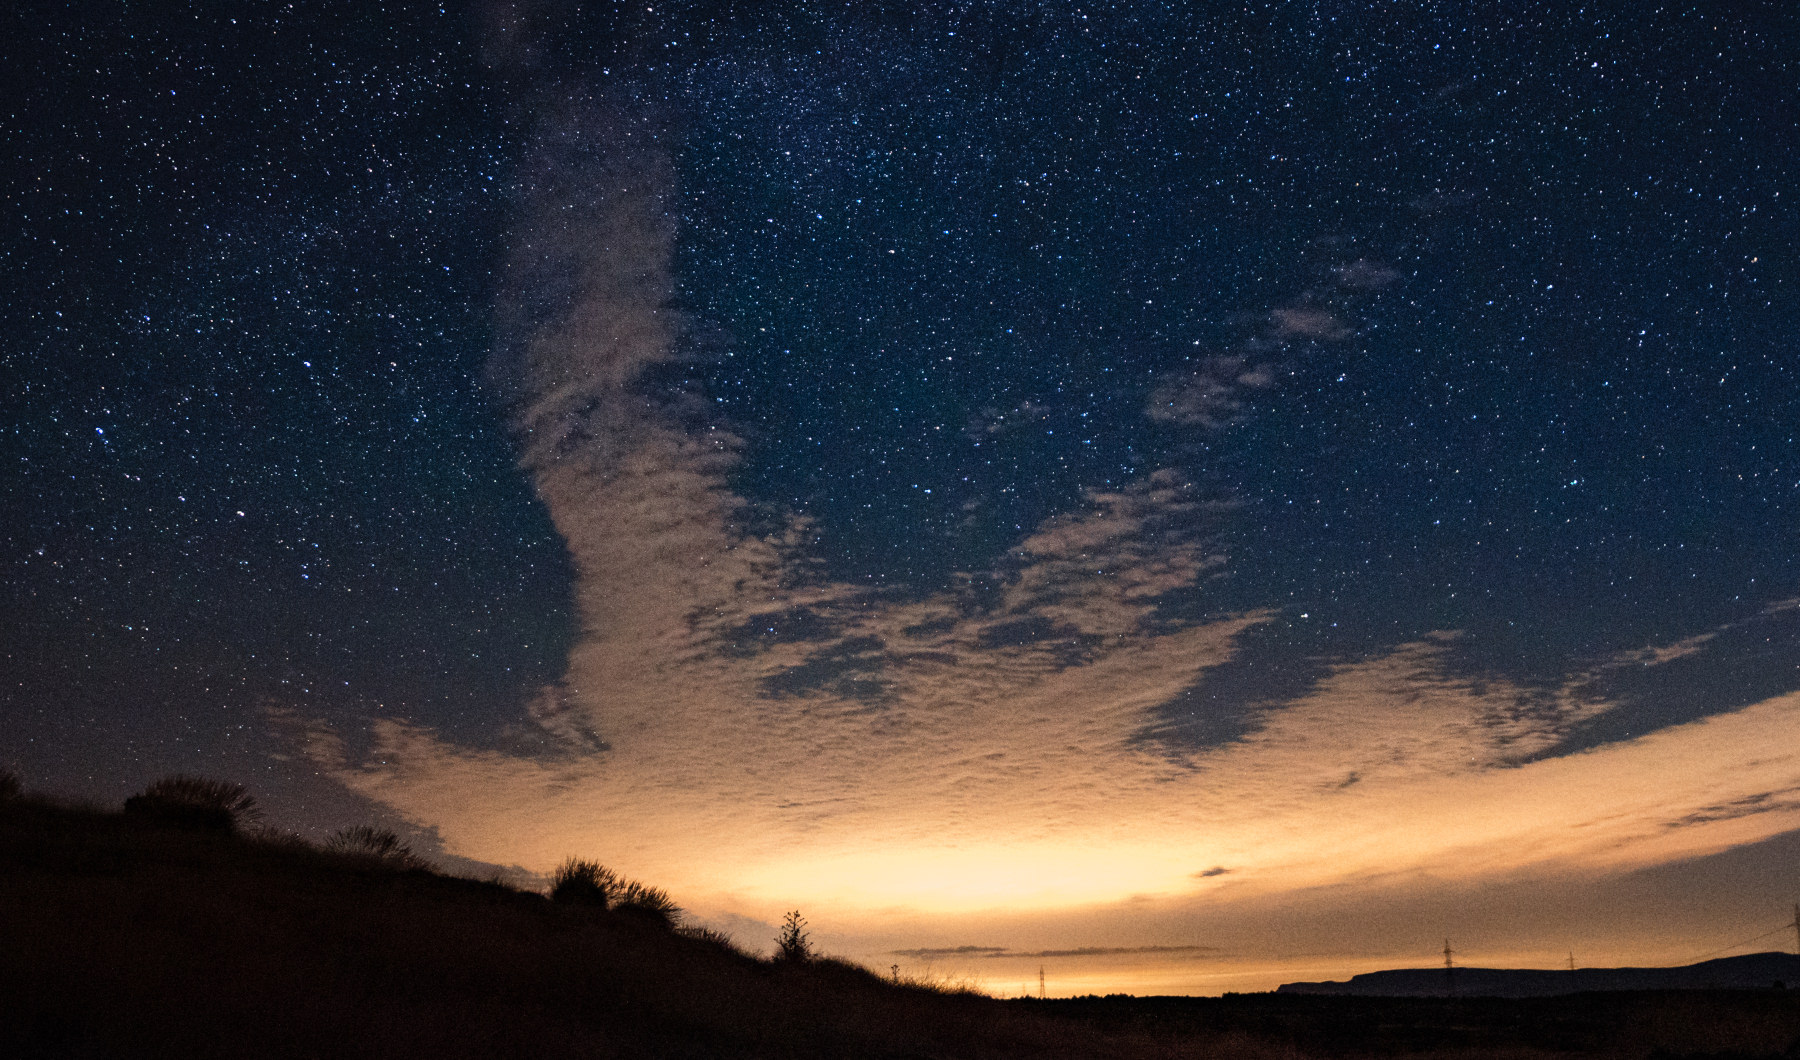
left=0, top=801, right=1199, bottom=1060
left=7, top=800, right=1800, bottom=1058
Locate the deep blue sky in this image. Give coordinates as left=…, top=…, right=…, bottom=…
left=4, top=0, right=1797, bottom=828
left=2, top=1, right=570, bottom=798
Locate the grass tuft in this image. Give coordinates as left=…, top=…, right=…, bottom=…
left=548, top=857, right=680, bottom=926
left=613, top=879, right=682, bottom=926
left=123, top=774, right=261, bottom=831
left=325, top=825, right=428, bottom=870
left=548, top=857, right=617, bottom=907
left=673, top=924, right=740, bottom=954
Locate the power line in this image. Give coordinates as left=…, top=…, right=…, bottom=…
left=1684, top=923, right=1795, bottom=964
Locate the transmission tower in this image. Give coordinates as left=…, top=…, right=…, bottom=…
left=1792, top=903, right=1799, bottom=956
left=1038, top=965, right=1046, bottom=999
left=1443, top=939, right=1456, bottom=994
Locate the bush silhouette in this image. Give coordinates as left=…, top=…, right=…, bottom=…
left=324, top=825, right=426, bottom=869
left=124, top=775, right=261, bottom=832
left=548, top=857, right=681, bottom=926
left=0, top=769, right=19, bottom=803
left=613, top=879, right=682, bottom=927
left=549, top=857, right=618, bottom=907
left=674, top=924, right=739, bottom=952
left=775, top=909, right=811, bottom=962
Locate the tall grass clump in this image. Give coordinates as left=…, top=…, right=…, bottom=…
left=124, top=775, right=261, bottom=832
left=548, top=857, right=681, bottom=926
left=613, top=879, right=682, bottom=926
left=324, top=825, right=427, bottom=870
left=674, top=924, right=740, bottom=952
left=549, top=857, right=618, bottom=907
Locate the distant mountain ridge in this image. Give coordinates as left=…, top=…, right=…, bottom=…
left=1278, top=951, right=1800, bottom=998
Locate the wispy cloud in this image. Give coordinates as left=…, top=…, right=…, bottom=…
left=306, top=91, right=1254, bottom=907
left=295, top=89, right=1800, bottom=954
left=1145, top=240, right=1385, bottom=428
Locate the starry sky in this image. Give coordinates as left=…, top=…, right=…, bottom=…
left=6, top=0, right=1800, bottom=994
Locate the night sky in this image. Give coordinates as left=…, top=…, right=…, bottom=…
left=6, top=1, right=1800, bottom=994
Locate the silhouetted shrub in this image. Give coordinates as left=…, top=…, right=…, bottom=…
left=549, top=857, right=617, bottom=907
left=775, top=909, right=811, bottom=962
left=124, top=775, right=261, bottom=832
left=0, top=769, right=19, bottom=803
left=547, top=857, right=681, bottom=925
left=675, top=924, right=740, bottom=953
left=247, top=827, right=314, bottom=854
left=613, top=879, right=682, bottom=927
left=325, top=825, right=426, bottom=869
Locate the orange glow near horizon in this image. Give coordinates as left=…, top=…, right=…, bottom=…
left=310, top=681, right=1800, bottom=910
left=301, top=677, right=1800, bottom=999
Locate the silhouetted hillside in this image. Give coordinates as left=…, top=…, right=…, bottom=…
left=1280, top=953, right=1800, bottom=998
left=0, top=796, right=1227, bottom=1059
left=5, top=792, right=1800, bottom=1058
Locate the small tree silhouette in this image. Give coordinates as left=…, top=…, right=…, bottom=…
left=775, top=909, right=811, bottom=962
left=124, top=775, right=262, bottom=832
left=0, top=768, right=20, bottom=803
left=549, top=858, right=618, bottom=908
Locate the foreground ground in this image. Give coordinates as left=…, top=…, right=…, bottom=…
left=2, top=798, right=1797, bottom=1059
